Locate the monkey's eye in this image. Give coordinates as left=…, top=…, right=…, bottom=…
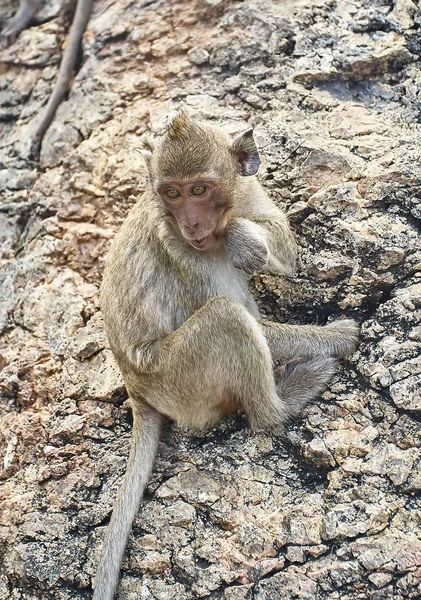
left=166, top=189, right=181, bottom=199
left=191, top=185, right=207, bottom=196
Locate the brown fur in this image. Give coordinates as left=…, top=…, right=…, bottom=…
left=95, top=115, right=359, bottom=599
left=151, top=114, right=238, bottom=184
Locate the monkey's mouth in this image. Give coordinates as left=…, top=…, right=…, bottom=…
left=189, top=234, right=215, bottom=250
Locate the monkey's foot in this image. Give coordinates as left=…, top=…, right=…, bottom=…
left=325, top=319, right=360, bottom=357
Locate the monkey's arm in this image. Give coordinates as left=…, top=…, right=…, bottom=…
left=225, top=214, right=297, bottom=276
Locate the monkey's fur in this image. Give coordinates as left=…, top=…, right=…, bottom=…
left=1, top=0, right=93, bottom=145
left=96, top=114, right=359, bottom=599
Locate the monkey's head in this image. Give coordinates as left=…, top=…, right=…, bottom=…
left=143, top=113, right=260, bottom=251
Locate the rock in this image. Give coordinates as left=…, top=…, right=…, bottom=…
left=187, top=46, right=210, bottom=65
left=369, top=572, right=394, bottom=588
left=164, top=500, right=196, bottom=526
left=40, top=123, right=82, bottom=169
left=224, top=585, right=253, bottom=600
left=293, top=32, right=413, bottom=84
left=363, top=444, right=419, bottom=486
left=156, top=468, right=223, bottom=505
left=396, top=566, right=421, bottom=594
left=1, top=30, right=58, bottom=67
left=61, top=349, right=125, bottom=402
left=2, top=0, right=421, bottom=597
left=0, top=168, right=38, bottom=192
left=350, top=533, right=421, bottom=572
left=303, top=436, right=335, bottom=468
left=321, top=500, right=394, bottom=541
left=255, top=567, right=318, bottom=599
left=266, top=496, right=324, bottom=546
left=223, top=75, right=243, bottom=92
left=119, top=577, right=187, bottom=599
left=389, top=375, right=421, bottom=411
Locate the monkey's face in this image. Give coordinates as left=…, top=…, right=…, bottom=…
left=158, top=179, right=228, bottom=251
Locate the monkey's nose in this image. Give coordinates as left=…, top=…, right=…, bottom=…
left=186, top=222, right=199, bottom=232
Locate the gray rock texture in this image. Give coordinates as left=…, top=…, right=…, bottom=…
left=1, top=0, right=420, bottom=598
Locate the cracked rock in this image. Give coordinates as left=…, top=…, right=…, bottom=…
left=1, top=0, right=421, bottom=598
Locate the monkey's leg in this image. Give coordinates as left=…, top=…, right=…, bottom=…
left=1, top=0, right=40, bottom=47
left=260, top=319, right=359, bottom=363
left=140, top=296, right=285, bottom=431
left=260, top=319, right=358, bottom=417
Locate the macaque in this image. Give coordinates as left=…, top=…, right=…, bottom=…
left=1, top=0, right=93, bottom=145
left=96, top=113, right=359, bottom=599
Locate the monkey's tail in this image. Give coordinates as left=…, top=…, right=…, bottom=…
left=33, top=0, right=94, bottom=145
left=92, top=401, right=162, bottom=600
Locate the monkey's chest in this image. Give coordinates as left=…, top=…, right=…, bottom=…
left=195, top=260, right=259, bottom=317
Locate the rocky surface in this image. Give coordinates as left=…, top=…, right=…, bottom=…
left=1, top=0, right=420, bottom=598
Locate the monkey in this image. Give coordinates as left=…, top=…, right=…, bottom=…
left=96, top=113, right=359, bottom=599
left=1, top=0, right=93, bottom=145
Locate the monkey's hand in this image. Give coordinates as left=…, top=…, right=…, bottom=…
left=225, top=218, right=269, bottom=274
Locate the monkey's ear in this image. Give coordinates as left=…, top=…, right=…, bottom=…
left=232, top=129, right=260, bottom=176
left=136, top=148, right=152, bottom=170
